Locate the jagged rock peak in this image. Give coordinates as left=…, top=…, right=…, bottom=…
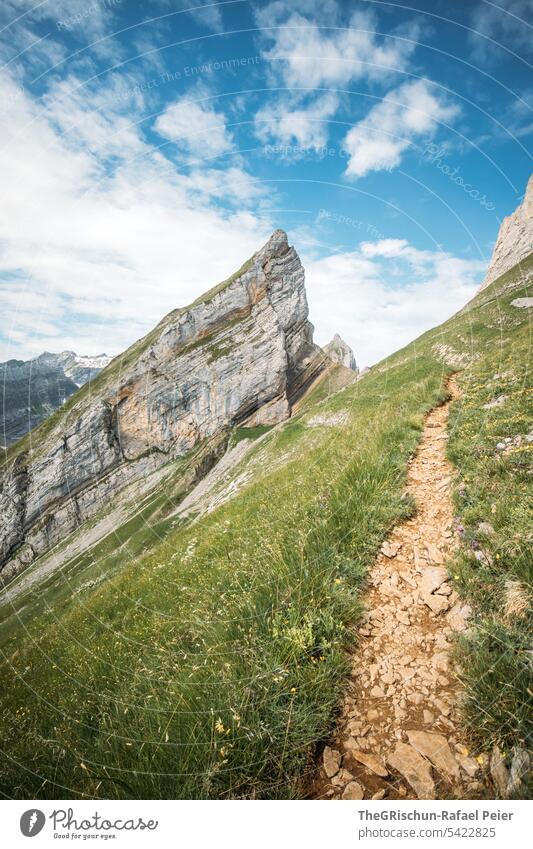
left=480, top=174, right=533, bottom=290
left=323, top=333, right=357, bottom=371
left=0, top=230, right=327, bottom=583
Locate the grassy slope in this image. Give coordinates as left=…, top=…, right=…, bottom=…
left=0, top=255, right=530, bottom=799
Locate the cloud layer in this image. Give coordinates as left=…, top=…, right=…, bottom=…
left=343, top=80, right=460, bottom=178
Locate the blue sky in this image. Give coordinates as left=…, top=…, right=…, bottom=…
left=0, top=0, right=531, bottom=367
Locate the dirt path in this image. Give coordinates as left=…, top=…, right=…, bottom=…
left=314, top=375, right=486, bottom=800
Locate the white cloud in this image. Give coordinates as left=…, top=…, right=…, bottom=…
left=154, top=92, right=234, bottom=159
left=259, top=7, right=419, bottom=88
left=342, top=79, right=460, bottom=178
left=305, top=240, right=484, bottom=367
left=255, top=92, right=339, bottom=154
left=0, top=70, right=271, bottom=361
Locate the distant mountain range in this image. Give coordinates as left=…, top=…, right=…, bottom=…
left=0, top=351, right=110, bottom=447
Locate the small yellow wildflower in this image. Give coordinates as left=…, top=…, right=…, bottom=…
left=215, top=718, right=225, bottom=734
left=290, top=687, right=297, bottom=694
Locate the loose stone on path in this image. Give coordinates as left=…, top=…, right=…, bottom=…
left=314, top=376, right=489, bottom=800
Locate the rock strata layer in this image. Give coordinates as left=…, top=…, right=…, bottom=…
left=479, top=175, right=533, bottom=290
left=0, top=230, right=327, bottom=582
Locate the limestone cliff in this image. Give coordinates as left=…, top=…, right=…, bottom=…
left=0, top=231, right=327, bottom=581
left=323, top=334, right=357, bottom=371
left=479, top=175, right=533, bottom=290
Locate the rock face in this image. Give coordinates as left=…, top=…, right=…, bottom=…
left=0, top=230, right=327, bottom=582
left=0, top=351, right=110, bottom=448
left=323, top=333, right=357, bottom=371
left=479, top=174, right=533, bottom=290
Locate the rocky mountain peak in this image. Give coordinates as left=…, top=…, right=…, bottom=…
left=479, top=174, right=533, bottom=290
left=323, top=333, right=357, bottom=371
left=0, top=231, right=327, bottom=582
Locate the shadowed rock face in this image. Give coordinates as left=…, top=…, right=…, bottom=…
left=0, top=230, right=327, bottom=581
left=479, top=174, right=533, bottom=290
left=0, top=352, right=110, bottom=448
left=323, top=334, right=357, bottom=371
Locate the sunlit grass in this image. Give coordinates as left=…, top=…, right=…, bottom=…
left=0, top=253, right=531, bottom=799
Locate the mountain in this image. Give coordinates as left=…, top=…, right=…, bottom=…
left=0, top=230, right=347, bottom=583
left=0, top=351, right=110, bottom=449
left=479, top=173, right=533, bottom=290
left=0, top=187, right=530, bottom=801
left=323, top=333, right=357, bottom=371
left=53, top=351, right=111, bottom=386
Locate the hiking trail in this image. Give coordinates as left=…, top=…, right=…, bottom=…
left=314, top=374, right=487, bottom=800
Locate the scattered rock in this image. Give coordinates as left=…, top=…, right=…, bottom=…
left=419, top=566, right=447, bottom=594
left=490, top=745, right=510, bottom=798
left=371, top=789, right=386, bottom=800
left=332, top=768, right=354, bottom=787
left=323, top=746, right=342, bottom=778
left=432, top=652, right=449, bottom=672
left=407, top=730, right=461, bottom=780
left=342, top=781, right=365, bottom=800
left=433, top=698, right=451, bottom=717
left=423, top=592, right=451, bottom=614
left=483, top=394, right=508, bottom=410
left=425, top=544, right=444, bottom=564
left=507, top=747, right=530, bottom=797
left=348, top=749, right=388, bottom=777
left=511, top=297, right=533, bottom=309
left=381, top=540, right=401, bottom=558
left=447, top=603, right=472, bottom=632
left=387, top=742, right=436, bottom=799
left=457, top=755, right=480, bottom=778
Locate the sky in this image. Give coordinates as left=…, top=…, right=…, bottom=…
left=0, top=0, right=531, bottom=368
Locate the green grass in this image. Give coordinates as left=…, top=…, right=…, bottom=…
left=228, top=425, right=274, bottom=448
left=0, top=253, right=531, bottom=799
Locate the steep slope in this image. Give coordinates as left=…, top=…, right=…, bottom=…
left=0, top=230, right=329, bottom=583
left=0, top=240, right=530, bottom=799
left=479, top=174, right=533, bottom=290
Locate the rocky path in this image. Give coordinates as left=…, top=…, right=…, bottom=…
left=315, top=375, right=486, bottom=800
